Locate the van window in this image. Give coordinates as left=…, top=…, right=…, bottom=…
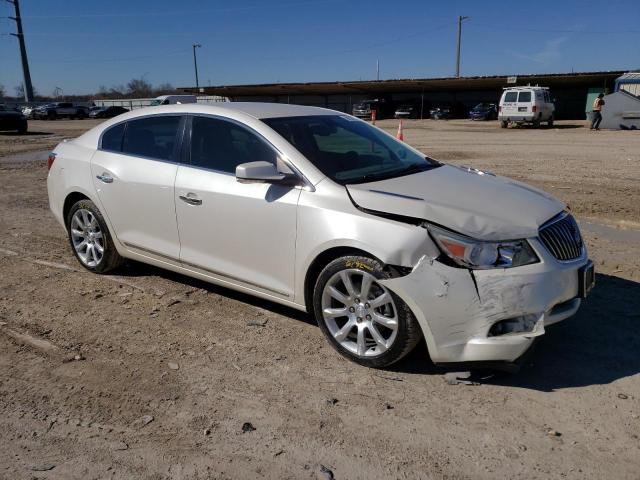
left=504, top=92, right=518, bottom=102
left=101, top=123, right=126, bottom=152
left=189, top=116, right=277, bottom=174
left=122, top=115, right=181, bottom=161
left=518, top=92, right=532, bottom=103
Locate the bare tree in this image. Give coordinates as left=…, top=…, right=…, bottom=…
left=126, top=78, right=153, bottom=98
left=0, top=84, right=5, bottom=99
left=15, top=84, right=37, bottom=99
left=154, top=83, right=176, bottom=95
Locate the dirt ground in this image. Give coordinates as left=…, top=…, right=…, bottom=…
left=0, top=118, right=639, bottom=480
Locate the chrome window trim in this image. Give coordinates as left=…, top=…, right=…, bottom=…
left=97, top=113, right=186, bottom=163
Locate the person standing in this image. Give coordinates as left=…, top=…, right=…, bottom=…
left=590, top=93, right=605, bottom=130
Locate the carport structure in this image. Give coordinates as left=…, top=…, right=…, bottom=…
left=182, top=70, right=624, bottom=120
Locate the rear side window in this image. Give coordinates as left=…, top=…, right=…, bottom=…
left=518, top=91, right=532, bottom=102
left=504, top=92, right=518, bottom=102
left=101, top=123, right=125, bottom=152
left=122, top=116, right=181, bottom=161
left=189, top=116, right=277, bottom=174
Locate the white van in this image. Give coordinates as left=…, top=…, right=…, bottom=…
left=498, top=86, right=555, bottom=128
left=150, top=95, right=197, bottom=106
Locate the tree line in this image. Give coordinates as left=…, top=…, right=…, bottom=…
left=0, top=78, right=181, bottom=103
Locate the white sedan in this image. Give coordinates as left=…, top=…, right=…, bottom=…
left=47, top=103, right=594, bottom=369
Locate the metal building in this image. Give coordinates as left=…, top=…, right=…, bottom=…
left=181, top=70, right=624, bottom=120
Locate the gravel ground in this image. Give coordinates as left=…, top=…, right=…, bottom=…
left=0, top=118, right=638, bottom=480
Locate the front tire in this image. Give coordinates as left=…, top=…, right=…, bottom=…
left=312, top=255, right=422, bottom=368
left=500, top=120, right=508, bottom=128
left=66, top=199, right=124, bottom=273
left=547, top=115, right=554, bottom=127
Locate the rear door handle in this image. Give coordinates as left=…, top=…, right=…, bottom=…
left=96, top=173, right=113, bottom=183
left=179, top=194, right=202, bottom=205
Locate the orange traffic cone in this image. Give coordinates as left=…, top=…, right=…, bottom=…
left=371, top=110, right=376, bottom=125
left=396, top=119, right=404, bottom=141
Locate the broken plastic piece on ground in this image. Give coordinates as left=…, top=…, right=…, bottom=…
left=444, top=371, right=479, bottom=386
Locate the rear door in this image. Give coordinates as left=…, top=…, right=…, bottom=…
left=174, top=114, right=300, bottom=299
left=90, top=114, right=185, bottom=259
left=501, top=91, right=518, bottom=116
left=517, top=91, right=532, bottom=115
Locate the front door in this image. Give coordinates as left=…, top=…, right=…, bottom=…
left=90, top=115, right=184, bottom=259
left=174, top=115, right=300, bottom=299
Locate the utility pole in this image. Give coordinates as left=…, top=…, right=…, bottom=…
left=7, top=0, right=34, bottom=101
left=376, top=59, right=379, bottom=81
left=192, top=43, right=201, bottom=89
left=455, top=15, right=470, bottom=78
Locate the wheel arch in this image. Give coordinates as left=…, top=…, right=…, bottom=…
left=63, top=191, right=91, bottom=224
left=303, top=246, right=381, bottom=314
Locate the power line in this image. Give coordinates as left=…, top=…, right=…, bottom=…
left=9, top=0, right=342, bottom=19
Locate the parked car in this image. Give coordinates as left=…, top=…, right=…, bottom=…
left=89, top=106, right=129, bottom=119
left=21, top=105, right=35, bottom=119
left=33, top=102, right=88, bottom=120
left=394, top=105, right=419, bottom=119
left=352, top=99, right=394, bottom=120
left=429, top=106, right=451, bottom=120
left=469, top=103, right=498, bottom=120
left=150, top=95, right=197, bottom=106
left=47, top=103, right=593, bottom=369
left=0, top=104, right=28, bottom=134
left=499, top=86, right=555, bottom=128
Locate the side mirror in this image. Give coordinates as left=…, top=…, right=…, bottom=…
left=236, top=161, right=294, bottom=184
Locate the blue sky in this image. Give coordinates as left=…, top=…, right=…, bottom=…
left=1, top=0, right=638, bottom=95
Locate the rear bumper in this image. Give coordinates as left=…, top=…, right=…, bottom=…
left=380, top=238, right=589, bottom=364
left=499, top=115, right=535, bottom=123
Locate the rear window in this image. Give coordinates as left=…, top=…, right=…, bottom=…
left=121, top=116, right=181, bottom=161
left=518, top=91, right=532, bottom=102
left=101, top=123, right=125, bottom=152
left=504, top=92, right=518, bottom=102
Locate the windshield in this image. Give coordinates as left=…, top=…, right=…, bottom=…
left=262, top=115, right=440, bottom=185
left=474, top=103, right=492, bottom=109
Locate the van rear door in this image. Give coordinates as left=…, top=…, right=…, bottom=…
left=501, top=91, right=519, bottom=116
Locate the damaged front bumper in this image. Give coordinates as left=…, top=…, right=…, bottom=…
left=380, top=238, right=590, bottom=364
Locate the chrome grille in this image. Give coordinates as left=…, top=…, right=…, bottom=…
left=539, top=213, right=583, bottom=261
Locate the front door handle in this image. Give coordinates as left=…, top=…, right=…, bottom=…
left=179, top=194, right=202, bottom=206
left=96, top=173, right=113, bottom=184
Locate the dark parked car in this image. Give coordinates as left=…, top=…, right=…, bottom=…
left=394, top=104, right=419, bottom=119
left=89, top=106, right=129, bottom=119
left=33, top=102, right=88, bottom=120
left=469, top=103, right=498, bottom=121
left=430, top=102, right=468, bottom=120
left=0, top=105, right=27, bottom=134
left=352, top=98, right=394, bottom=120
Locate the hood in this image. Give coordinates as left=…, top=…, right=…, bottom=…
left=346, top=164, right=565, bottom=241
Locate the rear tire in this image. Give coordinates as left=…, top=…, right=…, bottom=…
left=532, top=118, right=541, bottom=128
left=66, top=199, right=124, bottom=274
left=500, top=120, right=508, bottom=128
left=547, top=115, right=554, bottom=128
left=47, top=111, right=57, bottom=120
left=312, top=255, right=422, bottom=368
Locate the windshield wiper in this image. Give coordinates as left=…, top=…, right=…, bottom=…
left=359, top=163, right=435, bottom=183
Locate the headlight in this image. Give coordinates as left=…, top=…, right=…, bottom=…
left=427, top=224, right=538, bottom=269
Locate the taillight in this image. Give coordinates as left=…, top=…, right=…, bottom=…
left=47, top=153, right=56, bottom=171
left=532, top=105, right=537, bottom=113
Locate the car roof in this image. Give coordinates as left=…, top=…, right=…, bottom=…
left=124, top=102, right=338, bottom=119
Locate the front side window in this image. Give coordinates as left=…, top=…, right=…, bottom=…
left=189, top=116, right=277, bottom=173
left=518, top=91, right=532, bottom=102
left=263, top=115, right=439, bottom=185
left=504, top=92, right=518, bottom=102
left=101, top=123, right=126, bottom=152
left=121, top=115, right=181, bottom=161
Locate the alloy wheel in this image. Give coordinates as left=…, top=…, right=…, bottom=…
left=321, top=269, right=399, bottom=358
left=70, top=209, right=104, bottom=267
